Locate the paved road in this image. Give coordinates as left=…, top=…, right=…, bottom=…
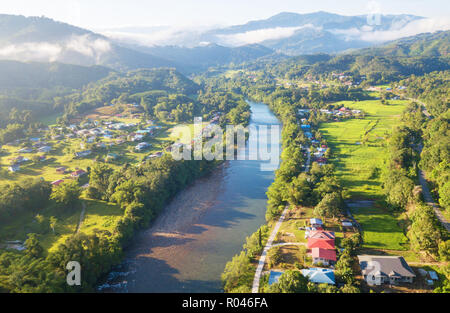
left=272, top=242, right=306, bottom=247
left=251, top=208, right=288, bottom=293
left=418, top=169, right=450, bottom=232
left=251, top=148, right=311, bottom=293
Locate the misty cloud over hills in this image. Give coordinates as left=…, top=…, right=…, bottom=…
left=0, top=11, right=448, bottom=71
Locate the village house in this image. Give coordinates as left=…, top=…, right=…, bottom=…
left=135, top=142, right=151, bottom=151
left=310, top=218, right=323, bottom=228
left=51, top=179, right=64, bottom=186
left=311, top=248, right=337, bottom=266
left=301, top=268, right=335, bottom=285
left=308, top=230, right=335, bottom=240
left=74, top=150, right=92, bottom=158
left=12, top=156, right=27, bottom=164
left=38, top=146, right=52, bottom=153
left=341, top=220, right=353, bottom=228
left=71, top=169, right=87, bottom=178
left=56, top=167, right=66, bottom=174
left=357, top=255, right=416, bottom=286
left=18, top=147, right=33, bottom=153
left=9, top=165, right=20, bottom=173
left=307, top=238, right=335, bottom=250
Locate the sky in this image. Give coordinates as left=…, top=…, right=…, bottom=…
left=0, top=0, right=449, bottom=30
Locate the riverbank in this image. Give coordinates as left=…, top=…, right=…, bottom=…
left=109, top=101, right=281, bottom=292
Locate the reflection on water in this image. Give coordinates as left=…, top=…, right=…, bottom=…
left=113, top=101, right=281, bottom=293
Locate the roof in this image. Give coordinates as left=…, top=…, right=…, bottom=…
left=307, top=238, right=335, bottom=249
left=51, top=179, right=64, bottom=186
left=309, top=230, right=335, bottom=240
left=301, top=268, right=335, bottom=285
left=357, top=255, right=416, bottom=278
left=310, top=218, right=323, bottom=225
left=311, top=248, right=336, bottom=261
left=72, top=169, right=87, bottom=176
left=268, top=271, right=284, bottom=285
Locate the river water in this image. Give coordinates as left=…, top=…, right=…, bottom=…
left=121, top=101, right=281, bottom=293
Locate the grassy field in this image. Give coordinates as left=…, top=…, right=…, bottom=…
left=319, top=98, right=412, bottom=253
left=321, top=99, right=409, bottom=199
left=0, top=197, right=123, bottom=254
left=351, top=205, right=408, bottom=251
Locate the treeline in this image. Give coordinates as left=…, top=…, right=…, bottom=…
left=400, top=71, right=449, bottom=117
left=401, top=71, right=449, bottom=213
left=382, top=102, right=424, bottom=210
left=382, top=101, right=449, bottom=266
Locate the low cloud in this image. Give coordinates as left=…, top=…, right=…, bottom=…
left=100, top=26, right=215, bottom=47
left=0, top=34, right=111, bottom=63
left=216, top=25, right=320, bottom=46
left=331, top=17, right=450, bottom=42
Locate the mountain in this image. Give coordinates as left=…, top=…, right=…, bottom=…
left=355, top=30, right=450, bottom=57
left=133, top=43, right=275, bottom=69
left=200, top=12, right=424, bottom=55
left=0, top=15, right=278, bottom=72
left=271, top=30, right=450, bottom=83
left=0, top=14, right=175, bottom=71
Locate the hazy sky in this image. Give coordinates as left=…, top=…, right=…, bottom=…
left=1, top=0, right=449, bottom=30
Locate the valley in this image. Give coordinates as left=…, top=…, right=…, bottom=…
left=0, top=7, right=448, bottom=297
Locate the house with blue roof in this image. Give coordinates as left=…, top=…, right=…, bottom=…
left=300, top=124, right=311, bottom=129
left=301, top=268, right=335, bottom=285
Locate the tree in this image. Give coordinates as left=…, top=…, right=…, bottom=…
left=49, top=216, right=58, bottom=235
left=87, top=163, right=114, bottom=200
left=268, top=247, right=282, bottom=268
left=314, top=192, right=342, bottom=218
left=439, top=240, right=450, bottom=261
left=340, top=283, right=360, bottom=293
left=25, top=233, right=43, bottom=258
left=51, top=180, right=81, bottom=209
left=408, top=205, right=442, bottom=256
left=221, top=251, right=253, bottom=292
left=269, top=270, right=308, bottom=293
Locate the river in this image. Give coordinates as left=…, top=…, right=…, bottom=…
left=118, top=101, right=281, bottom=293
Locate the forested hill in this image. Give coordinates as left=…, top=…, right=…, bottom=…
left=354, top=30, right=450, bottom=57
left=61, top=68, right=201, bottom=118
left=0, top=14, right=176, bottom=71
left=0, top=61, right=113, bottom=89
left=134, top=43, right=275, bottom=70
left=250, top=30, right=450, bottom=84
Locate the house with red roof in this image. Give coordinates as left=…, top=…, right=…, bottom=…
left=307, top=238, right=335, bottom=250
left=71, top=169, right=87, bottom=178
left=309, top=230, right=335, bottom=240
left=311, top=248, right=337, bottom=265
left=51, top=179, right=64, bottom=186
